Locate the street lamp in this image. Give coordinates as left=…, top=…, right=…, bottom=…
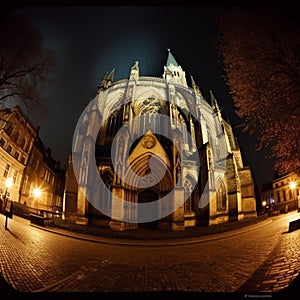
left=33, top=188, right=42, bottom=199
left=289, top=180, right=299, bottom=212
left=4, top=177, right=13, bottom=200
left=4, top=177, right=13, bottom=230
left=261, top=200, right=267, bottom=214
left=33, top=187, right=43, bottom=215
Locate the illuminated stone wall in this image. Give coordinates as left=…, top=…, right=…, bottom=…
left=63, top=52, right=257, bottom=230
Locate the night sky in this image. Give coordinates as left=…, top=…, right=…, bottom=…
left=7, top=4, right=276, bottom=191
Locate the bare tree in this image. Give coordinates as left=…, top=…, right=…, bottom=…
left=213, top=6, right=300, bottom=175
left=0, top=11, right=55, bottom=123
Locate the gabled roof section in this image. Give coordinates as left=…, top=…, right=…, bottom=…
left=128, top=130, right=171, bottom=168
left=166, top=48, right=179, bottom=67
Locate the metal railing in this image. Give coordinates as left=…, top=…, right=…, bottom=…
left=273, top=199, right=298, bottom=213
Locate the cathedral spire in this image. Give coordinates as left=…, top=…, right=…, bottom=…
left=166, top=48, right=179, bottom=67
left=191, top=75, right=202, bottom=95
left=107, top=68, right=115, bottom=82
left=130, top=61, right=139, bottom=80
left=210, top=90, right=220, bottom=111
left=163, top=49, right=187, bottom=87
left=98, top=68, right=115, bottom=92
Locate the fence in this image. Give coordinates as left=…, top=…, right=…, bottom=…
left=273, top=199, right=298, bottom=213
left=11, top=202, right=62, bottom=225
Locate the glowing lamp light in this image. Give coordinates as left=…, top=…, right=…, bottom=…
left=290, top=181, right=297, bottom=190
left=262, top=200, right=267, bottom=207
left=33, top=188, right=42, bottom=198
left=5, top=177, right=13, bottom=188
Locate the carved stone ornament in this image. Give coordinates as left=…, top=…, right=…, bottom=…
left=142, top=135, right=156, bottom=149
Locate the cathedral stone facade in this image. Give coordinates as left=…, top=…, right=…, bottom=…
left=63, top=50, right=257, bottom=231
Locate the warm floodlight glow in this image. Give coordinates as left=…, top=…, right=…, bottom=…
left=290, top=181, right=297, bottom=190
left=5, top=177, right=13, bottom=188
left=262, top=200, right=267, bottom=207
left=33, top=188, right=42, bottom=198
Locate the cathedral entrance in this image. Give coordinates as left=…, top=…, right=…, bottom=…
left=138, top=189, right=159, bottom=229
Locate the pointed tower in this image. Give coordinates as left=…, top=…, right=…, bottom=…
left=107, top=68, right=115, bottom=85
left=98, top=68, right=115, bottom=92
left=191, top=75, right=202, bottom=95
left=210, top=90, right=220, bottom=112
left=130, top=61, right=139, bottom=80
left=163, top=49, right=187, bottom=87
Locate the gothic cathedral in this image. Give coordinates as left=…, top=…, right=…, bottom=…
left=63, top=50, right=257, bottom=231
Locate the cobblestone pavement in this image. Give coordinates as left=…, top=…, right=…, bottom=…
left=0, top=211, right=300, bottom=299
left=238, top=229, right=300, bottom=293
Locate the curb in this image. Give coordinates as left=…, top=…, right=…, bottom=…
left=30, top=218, right=273, bottom=247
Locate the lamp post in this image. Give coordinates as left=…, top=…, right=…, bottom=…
left=4, top=177, right=13, bottom=230
left=33, top=187, right=42, bottom=199
left=4, top=177, right=13, bottom=200
left=33, top=187, right=42, bottom=213
left=289, top=181, right=298, bottom=212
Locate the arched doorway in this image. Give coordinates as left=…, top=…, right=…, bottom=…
left=138, top=189, right=159, bottom=229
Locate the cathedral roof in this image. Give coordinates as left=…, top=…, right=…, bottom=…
left=166, top=49, right=179, bottom=67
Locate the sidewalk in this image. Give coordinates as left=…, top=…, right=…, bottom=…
left=42, top=214, right=270, bottom=244
left=17, top=213, right=278, bottom=250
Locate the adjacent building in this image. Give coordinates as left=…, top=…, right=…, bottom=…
left=19, top=134, right=65, bottom=215
left=0, top=105, right=65, bottom=215
left=63, top=50, right=257, bottom=231
left=272, top=172, right=300, bottom=213
left=0, top=106, right=36, bottom=203
left=259, top=181, right=274, bottom=212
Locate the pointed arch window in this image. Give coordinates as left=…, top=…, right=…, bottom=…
left=216, top=178, right=227, bottom=210
left=100, top=171, right=113, bottom=210
left=183, top=177, right=195, bottom=212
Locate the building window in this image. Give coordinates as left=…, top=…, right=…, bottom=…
left=25, top=142, right=30, bottom=153
left=14, top=131, right=20, bottom=142
left=35, top=159, right=40, bottom=172
left=22, top=175, right=29, bottom=195
left=14, top=151, right=20, bottom=160
left=3, top=164, right=10, bottom=178
left=20, top=157, right=25, bottom=164
left=277, top=191, right=280, bottom=203
left=44, top=169, right=49, bottom=182
left=22, top=175, right=27, bottom=193
left=19, top=138, right=26, bottom=147
left=13, top=170, right=18, bottom=184
left=5, top=124, right=13, bottom=135
left=7, top=145, right=12, bottom=154
left=99, top=171, right=113, bottom=210
left=29, top=153, right=35, bottom=167
left=216, top=179, right=227, bottom=210
left=283, top=190, right=286, bottom=201
left=0, top=138, right=6, bottom=147
left=183, top=178, right=194, bottom=212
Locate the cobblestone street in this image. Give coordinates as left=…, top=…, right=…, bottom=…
left=1, top=211, right=300, bottom=299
